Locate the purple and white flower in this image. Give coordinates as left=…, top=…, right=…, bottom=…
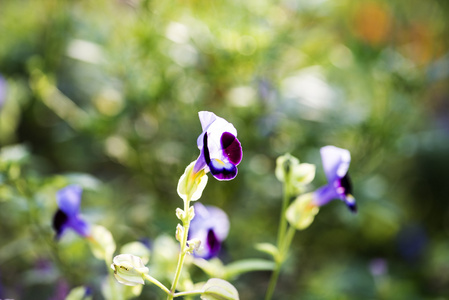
left=193, top=111, right=242, bottom=181
left=188, top=203, right=229, bottom=259
left=312, top=146, right=357, bottom=212
left=52, top=185, right=90, bottom=239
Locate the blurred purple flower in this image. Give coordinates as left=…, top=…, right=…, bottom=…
left=312, top=145, right=357, bottom=212
left=397, top=224, right=427, bottom=262
left=52, top=185, right=90, bottom=239
left=49, top=280, right=70, bottom=300
left=189, top=203, right=230, bottom=259
left=369, top=258, right=388, bottom=277
left=193, top=111, right=242, bottom=181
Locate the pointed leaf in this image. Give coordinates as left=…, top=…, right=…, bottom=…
left=255, top=243, right=279, bottom=260
left=201, top=278, right=239, bottom=300
left=224, top=259, right=275, bottom=279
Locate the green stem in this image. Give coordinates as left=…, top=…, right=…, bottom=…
left=167, top=196, right=191, bottom=300
left=143, top=274, right=171, bottom=295
left=265, top=179, right=292, bottom=300
left=281, top=226, right=296, bottom=258
left=276, top=181, right=290, bottom=256
left=265, top=262, right=281, bottom=300
left=173, top=289, right=203, bottom=298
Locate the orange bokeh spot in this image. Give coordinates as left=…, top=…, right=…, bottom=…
left=353, top=2, right=392, bottom=46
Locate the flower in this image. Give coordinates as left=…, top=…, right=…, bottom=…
left=312, top=146, right=356, bottom=212
left=52, top=185, right=90, bottom=239
left=193, top=111, right=242, bottom=181
left=111, top=254, right=149, bottom=286
left=188, top=203, right=229, bottom=259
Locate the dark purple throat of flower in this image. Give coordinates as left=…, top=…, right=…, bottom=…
left=340, top=174, right=357, bottom=213
left=205, top=229, right=221, bottom=259
left=52, top=209, right=68, bottom=239
left=203, top=132, right=242, bottom=180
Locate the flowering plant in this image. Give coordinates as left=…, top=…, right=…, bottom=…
left=16, top=111, right=357, bottom=300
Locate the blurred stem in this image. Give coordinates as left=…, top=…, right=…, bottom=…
left=143, top=274, right=171, bottom=295
left=265, top=178, right=293, bottom=300
left=276, top=179, right=291, bottom=258
left=167, top=196, right=191, bottom=300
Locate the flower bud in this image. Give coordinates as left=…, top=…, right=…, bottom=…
left=275, top=154, right=315, bottom=193
left=187, top=238, right=202, bottom=254
left=275, top=154, right=298, bottom=182
left=188, top=205, right=196, bottom=221
left=111, top=254, right=149, bottom=286
left=176, top=208, right=185, bottom=220
left=175, top=224, right=184, bottom=242
left=285, top=193, right=319, bottom=230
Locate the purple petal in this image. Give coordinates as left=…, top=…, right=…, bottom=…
left=68, top=216, right=90, bottom=237
left=190, top=203, right=230, bottom=240
left=202, top=133, right=238, bottom=180
left=312, top=184, right=340, bottom=207
left=54, top=185, right=90, bottom=239
left=193, top=149, right=207, bottom=174
left=198, top=111, right=217, bottom=132
left=189, top=203, right=229, bottom=259
left=320, top=146, right=350, bottom=182
left=57, top=185, right=83, bottom=217
left=221, top=132, right=242, bottom=165
left=312, top=175, right=357, bottom=213
left=209, top=159, right=238, bottom=181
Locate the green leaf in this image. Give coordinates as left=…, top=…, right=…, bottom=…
left=193, top=258, right=225, bottom=278
left=201, top=278, right=239, bottom=300
left=0, top=144, right=30, bottom=165
left=255, top=243, right=279, bottom=259
left=224, top=259, right=275, bottom=279
left=66, top=286, right=92, bottom=300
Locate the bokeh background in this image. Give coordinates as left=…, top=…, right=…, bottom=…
left=1, top=0, right=449, bottom=299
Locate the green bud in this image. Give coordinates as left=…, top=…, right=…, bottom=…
left=187, top=238, right=202, bottom=254
left=275, top=154, right=316, bottom=193
left=175, top=224, right=184, bottom=242
left=275, top=154, right=298, bottom=182
left=111, top=254, right=149, bottom=286
left=286, top=193, right=319, bottom=230
left=189, top=205, right=196, bottom=221
left=176, top=208, right=185, bottom=220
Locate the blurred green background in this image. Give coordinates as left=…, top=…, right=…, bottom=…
left=1, top=0, right=449, bottom=299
